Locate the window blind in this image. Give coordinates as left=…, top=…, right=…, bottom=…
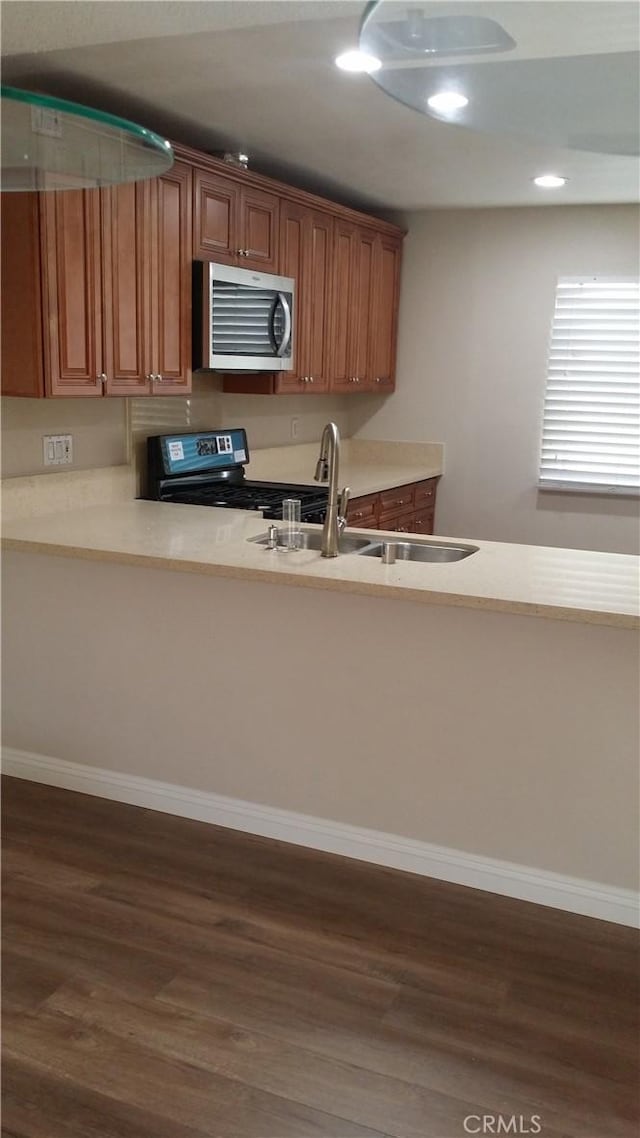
left=538, top=277, right=640, bottom=494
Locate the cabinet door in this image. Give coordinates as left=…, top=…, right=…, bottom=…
left=276, top=199, right=307, bottom=391
left=101, top=181, right=152, bottom=395
left=329, top=221, right=356, bottom=391
left=193, top=169, right=238, bottom=263
left=350, top=228, right=376, bottom=389
left=411, top=506, right=435, bottom=535
left=40, top=190, right=103, bottom=396
left=1, top=193, right=45, bottom=397
left=303, top=209, right=333, bottom=393
left=151, top=161, right=193, bottom=394
left=240, top=187, right=280, bottom=272
left=370, top=234, right=402, bottom=392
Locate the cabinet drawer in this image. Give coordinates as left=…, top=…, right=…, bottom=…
left=414, top=478, right=438, bottom=507
left=346, top=493, right=379, bottom=528
left=380, top=509, right=415, bottom=533
left=411, top=506, right=435, bottom=536
left=379, top=483, right=415, bottom=516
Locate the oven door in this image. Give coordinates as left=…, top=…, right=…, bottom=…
left=201, top=262, right=294, bottom=372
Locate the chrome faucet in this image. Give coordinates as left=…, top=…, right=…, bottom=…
left=314, top=422, right=350, bottom=557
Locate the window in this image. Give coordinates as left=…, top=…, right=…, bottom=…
left=538, top=277, right=640, bottom=494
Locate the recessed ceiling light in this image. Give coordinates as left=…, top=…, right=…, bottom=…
left=427, top=91, right=469, bottom=113
left=334, top=49, right=382, bottom=74
left=533, top=174, right=567, bottom=188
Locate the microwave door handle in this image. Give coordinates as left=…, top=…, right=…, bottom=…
left=272, top=292, right=292, bottom=358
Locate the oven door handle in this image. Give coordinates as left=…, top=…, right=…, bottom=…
left=272, top=292, right=292, bottom=359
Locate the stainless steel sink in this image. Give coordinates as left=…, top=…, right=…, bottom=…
left=361, top=540, right=478, bottom=563
left=249, top=528, right=376, bottom=554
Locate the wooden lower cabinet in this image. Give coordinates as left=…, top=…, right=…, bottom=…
left=347, top=478, right=439, bottom=535
left=345, top=492, right=379, bottom=528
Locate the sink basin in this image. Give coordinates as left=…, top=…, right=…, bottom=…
left=361, top=540, right=478, bottom=563
left=249, top=528, right=375, bottom=554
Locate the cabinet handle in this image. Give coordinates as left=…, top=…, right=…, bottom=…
left=309, top=376, right=314, bottom=383
left=97, top=373, right=107, bottom=386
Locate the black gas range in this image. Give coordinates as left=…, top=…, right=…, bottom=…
left=144, top=429, right=328, bottom=523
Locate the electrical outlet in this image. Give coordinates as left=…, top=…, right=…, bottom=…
left=43, top=434, right=73, bottom=466
left=290, top=416, right=300, bottom=440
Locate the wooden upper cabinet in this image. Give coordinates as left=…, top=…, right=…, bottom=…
left=351, top=228, right=376, bottom=390
left=101, top=181, right=151, bottom=396
left=193, top=169, right=279, bottom=272
left=276, top=200, right=333, bottom=394
left=193, top=169, right=237, bottom=263
left=1, top=193, right=45, bottom=397
left=370, top=233, right=402, bottom=392
left=41, top=189, right=104, bottom=396
left=330, top=221, right=356, bottom=392
left=329, top=223, right=377, bottom=393
left=1, top=166, right=192, bottom=399
left=277, top=199, right=306, bottom=391
left=303, top=209, right=333, bottom=393
left=150, top=160, right=193, bottom=394
left=2, top=141, right=402, bottom=401
left=240, top=186, right=279, bottom=271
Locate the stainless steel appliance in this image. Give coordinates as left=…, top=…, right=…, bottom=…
left=195, top=262, right=294, bottom=372
left=144, top=430, right=328, bottom=522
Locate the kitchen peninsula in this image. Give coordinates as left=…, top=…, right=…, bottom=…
left=3, top=496, right=638, bottom=930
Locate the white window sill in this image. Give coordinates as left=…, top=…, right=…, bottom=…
left=538, top=481, right=640, bottom=499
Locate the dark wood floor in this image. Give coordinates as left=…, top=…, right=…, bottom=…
left=2, top=776, right=638, bottom=1138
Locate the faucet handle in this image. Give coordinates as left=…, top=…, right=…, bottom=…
left=338, top=486, right=350, bottom=531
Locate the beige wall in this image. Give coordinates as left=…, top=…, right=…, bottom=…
left=1, top=396, right=128, bottom=477
left=3, top=551, right=638, bottom=891
left=1, top=377, right=352, bottom=480
left=352, top=204, right=640, bottom=555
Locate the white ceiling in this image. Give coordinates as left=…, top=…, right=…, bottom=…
left=2, top=0, right=639, bottom=211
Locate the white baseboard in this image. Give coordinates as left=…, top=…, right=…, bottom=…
left=3, top=746, right=638, bottom=928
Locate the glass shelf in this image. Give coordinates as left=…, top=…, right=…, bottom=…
left=359, top=1, right=639, bottom=156
left=1, top=86, right=174, bottom=191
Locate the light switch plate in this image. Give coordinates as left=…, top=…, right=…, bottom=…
left=43, top=434, right=73, bottom=466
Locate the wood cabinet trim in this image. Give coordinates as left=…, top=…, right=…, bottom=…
left=172, top=142, right=405, bottom=239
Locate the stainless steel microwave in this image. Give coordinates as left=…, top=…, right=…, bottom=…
left=196, top=262, right=294, bottom=372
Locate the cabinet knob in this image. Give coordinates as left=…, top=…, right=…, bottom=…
left=97, top=373, right=107, bottom=385
left=308, top=376, right=314, bottom=383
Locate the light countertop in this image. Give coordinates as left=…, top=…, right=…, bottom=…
left=2, top=501, right=638, bottom=629
left=245, top=439, right=444, bottom=496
